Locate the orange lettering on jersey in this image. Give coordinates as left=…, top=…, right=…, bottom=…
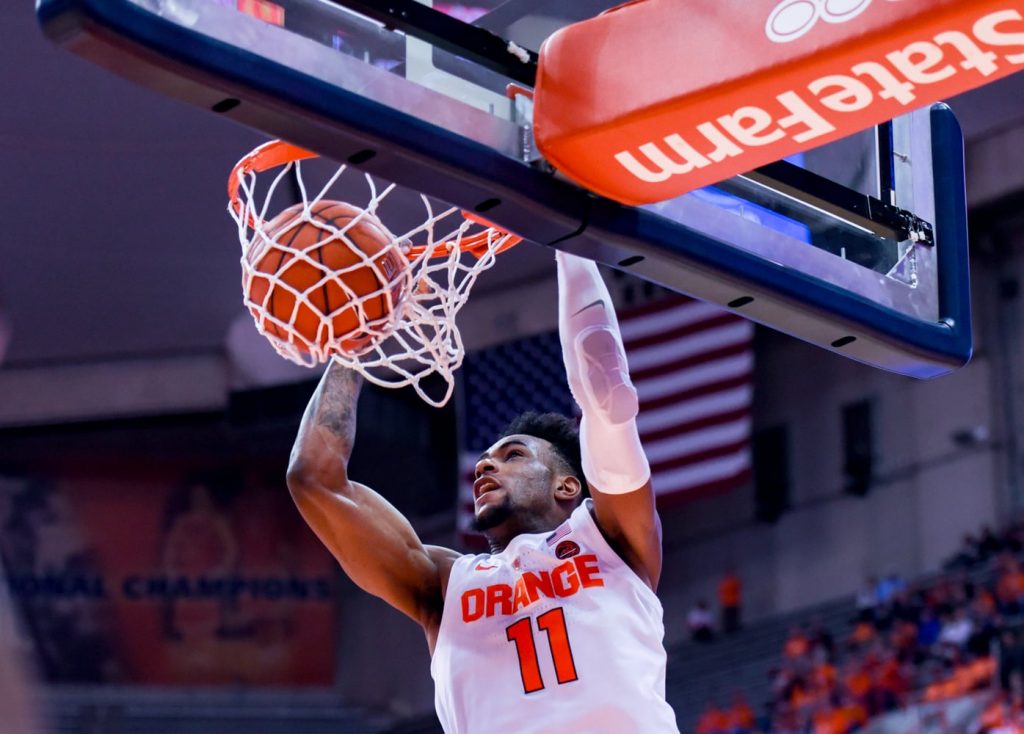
left=486, top=583, right=513, bottom=617
left=462, top=588, right=485, bottom=622
left=512, top=576, right=532, bottom=613
left=522, top=570, right=554, bottom=603
left=574, top=554, right=605, bottom=589
left=552, top=561, right=581, bottom=596
left=461, top=555, right=606, bottom=622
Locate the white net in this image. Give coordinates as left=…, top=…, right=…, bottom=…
left=229, top=141, right=520, bottom=408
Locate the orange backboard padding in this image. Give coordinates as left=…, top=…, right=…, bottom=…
left=534, top=0, right=1024, bottom=205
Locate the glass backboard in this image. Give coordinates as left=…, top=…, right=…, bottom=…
left=36, top=0, right=971, bottom=378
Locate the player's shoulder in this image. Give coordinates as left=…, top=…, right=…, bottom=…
left=426, top=545, right=464, bottom=566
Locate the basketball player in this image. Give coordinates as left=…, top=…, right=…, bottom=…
left=287, top=251, right=679, bottom=733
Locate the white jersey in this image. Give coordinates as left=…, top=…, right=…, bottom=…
left=431, top=499, right=679, bottom=734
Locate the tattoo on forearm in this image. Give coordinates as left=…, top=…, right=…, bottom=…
left=316, top=367, right=362, bottom=440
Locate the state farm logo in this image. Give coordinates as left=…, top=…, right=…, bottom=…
left=614, top=5, right=1022, bottom=192
left=766, top=0, right=875, bottom=43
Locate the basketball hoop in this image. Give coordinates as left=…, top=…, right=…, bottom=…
left=228, top=140, right=522, bottom=407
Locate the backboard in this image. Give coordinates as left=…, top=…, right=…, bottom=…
left=36, top=0, right=971, bottom=378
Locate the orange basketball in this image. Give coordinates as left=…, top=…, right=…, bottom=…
left=245, top=201, right=407, bottom=354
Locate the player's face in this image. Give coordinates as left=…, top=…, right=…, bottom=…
left=472, top=435, right=560, bottom=532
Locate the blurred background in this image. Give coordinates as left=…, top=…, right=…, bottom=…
left=4, top=2, right=1024, bottom=733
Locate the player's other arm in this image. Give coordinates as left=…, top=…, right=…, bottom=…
left=557, top=251, right=663, bottom=591
left=286, top=363, right=455, bottom=628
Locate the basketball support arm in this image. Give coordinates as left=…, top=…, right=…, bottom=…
left=557, top=252, right=651, bottom=495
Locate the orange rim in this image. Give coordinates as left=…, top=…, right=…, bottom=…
left=229, top=140, right=523, bottom=260
left=228, top=140, right=319, bottom=228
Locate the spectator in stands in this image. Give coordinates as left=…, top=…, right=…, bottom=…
left=841, top=657, right=872, bottom=707
left=719, top=567, right=743, bottom=634
left=980, top=525, right=1004, bottom=560
left=977, top=585, right=998, bottom=618
left=809, top=700, right=841, bottom=734
left=725, top=692, right=755, bottom=733
left=927, top=577, right=956, bottom=618
left=846, top=618, right=876, bottom=651
left=999, top=630, right=1024, bottom=693
left=769, top=700, right=801, bottom=734
left=809, top=657, right=838, bottom=697
left=952, top=570, right=977, bottom=604
left=789, top=676, right=818, bottom=718
left=888, top=588, right=921, bottom=626
left=917, top=605, right=942, bottom=651
left=873, top=585, right=913, bottom=632
left=1005, top=520, right=1024, bottom=554
left=874, top=649, right=910, bottom=711
left=938, top=607, right=975, bottom=652
left=872, top=569, right=905, bottom=606
left=810, top=691, right=868, bottom=734
left=688, top=599, right=716, bottom=643
left=695, top=701, right=729, bottom=734
left=968, top=605, right=999, bottom=659
left=997, top=555, right=1024, bottom=615
left=809, top=617, right=836, bottom=663
left=769, top=665, right=798, bottom=707
left=889, top=618, right=918, bottom=662
left=784, top=626, right=811, bottom=661
left=944, top=532, right=983, bottom=571
left=855, top=575, right=878, bottom=622
left=836, top=692, right=868, bottom=731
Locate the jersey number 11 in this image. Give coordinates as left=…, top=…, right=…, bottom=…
left=505, top=608, right=578, bottom=694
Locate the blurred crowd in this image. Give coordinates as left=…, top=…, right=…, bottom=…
left=694, top=519, right=1024, bottom=734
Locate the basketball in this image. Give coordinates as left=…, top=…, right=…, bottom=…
left=244, top=201, right=407, bottom=354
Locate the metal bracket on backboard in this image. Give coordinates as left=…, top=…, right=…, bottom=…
left=737, top=162, right=934, bottom=246
left=330, top=0, right=540, bottom=86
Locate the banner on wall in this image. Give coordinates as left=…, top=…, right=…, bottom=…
left=0, top=470, right=337, bottom=686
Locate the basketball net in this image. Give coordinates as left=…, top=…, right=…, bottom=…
left=228, top=140, right=521, bottom=407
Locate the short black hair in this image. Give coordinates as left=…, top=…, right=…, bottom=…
left=499, top=412, right=589, bottom=498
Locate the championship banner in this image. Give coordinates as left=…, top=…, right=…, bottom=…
left=535, top=0, right=1024, bottom=204
left=0, top=470, right=336, bottom=686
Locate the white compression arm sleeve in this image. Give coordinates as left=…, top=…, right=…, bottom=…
left=557, top=251, right=651, bottom=494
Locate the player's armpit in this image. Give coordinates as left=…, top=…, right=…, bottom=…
left=287, top=476, right=451, bottom=628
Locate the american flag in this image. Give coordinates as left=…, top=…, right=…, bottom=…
left=456, top=295, right=754, bottom=546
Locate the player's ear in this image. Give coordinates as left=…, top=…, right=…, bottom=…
left=555, top=474, right=582, bottom=503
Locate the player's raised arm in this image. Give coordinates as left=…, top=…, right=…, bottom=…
left=286, top=363, right=456, bottom=630
left=556, top=251, right=663, bottom=590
